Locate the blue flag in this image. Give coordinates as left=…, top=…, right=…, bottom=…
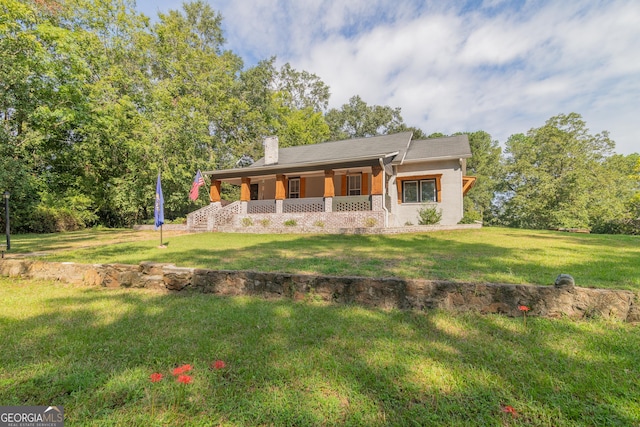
left=154, top=173, right=164, bottom=230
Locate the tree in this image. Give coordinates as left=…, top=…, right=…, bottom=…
left=589, top=153, right=640, bottom=234
left=499, top=113, right=617, bottom=229
left=325, top=95, right=405, bottom=140
left=272, top=62, right=330, bottom=113
left=456, top=131, right=502, bottom=223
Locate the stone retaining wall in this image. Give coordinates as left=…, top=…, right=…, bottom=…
left=1, top=259, right=637, bottom=322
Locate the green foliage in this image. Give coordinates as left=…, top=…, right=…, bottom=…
left=459, top=210, right=482, bottom=224
left=364, top=217, right=377, bottom=227
left=0, top=0, right=341, bottom=231
left=25, top=190, right=99, bottom=233
left=241, top=217, right=253, bottom=227
left=272, top=62, right=330, bottom=112
left=283, top=219, right=297, bottom=227
left=259, top=218, right=271, bottom=227
left=2, top=0, right=636, bottom=237
left=458, top=131, right=503, bottom=224
left=498, top=113, right=626, bottom=230
left=591, top=218, right=640, bottom=235
left=325, top=95, right=405, bottom=140
left=417, top=205, right=442, bottom=225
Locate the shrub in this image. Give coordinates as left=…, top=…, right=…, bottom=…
left=241, top=217, right=253, bottom=227
left=259, top=219, right=271, bottom=227
left=418, top=205, right=442, bottom=225
left=284, top=219, right=297, bottom=227
left=459, top=211, right=482, bottom=224
left=313, top=220, right=325, bottom=228
left=364, top=217, right=377, bottom=227
left=28, top=206, right=85, bottom=233
left=591, top=218, right=640, bottom=235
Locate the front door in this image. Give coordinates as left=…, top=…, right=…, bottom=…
left=250, top=183, right=259, bottom=200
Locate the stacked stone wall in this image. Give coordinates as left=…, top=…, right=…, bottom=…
left=1, top=259, right=637, bottom=322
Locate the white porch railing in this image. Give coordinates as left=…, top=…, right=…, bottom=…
left=187, top=203, right=221, bottom=230
left=214, top=201, right=241, bottom=227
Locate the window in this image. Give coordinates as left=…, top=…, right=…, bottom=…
left=402, top=179, right=437, bottom=203
left=288, top=177, right=300, bottom=198
left=347, top=174, right=361, bottom=195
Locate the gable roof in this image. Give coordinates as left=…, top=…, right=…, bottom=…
left=204, top=132, right=471, bottom=179
left=403, top=135, right=472, bottom=163
left=250, top=132, right=413, bottom=167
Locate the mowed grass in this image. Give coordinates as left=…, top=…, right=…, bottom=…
left=16, top=227, right=640, bottom=290
left=0, top=277, right=638, bottom=426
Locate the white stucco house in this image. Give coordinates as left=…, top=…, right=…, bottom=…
left=187, top=132, right=476, bottom=232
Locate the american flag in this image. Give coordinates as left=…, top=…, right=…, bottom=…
left=189, top=170, right=205, bottom=201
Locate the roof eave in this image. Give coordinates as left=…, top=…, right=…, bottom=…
left=204, top=152, right=399, bottom=179
left=399, top=153, right=472, bottom=164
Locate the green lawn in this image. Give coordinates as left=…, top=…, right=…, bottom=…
left=0, top=277, right=638, bottom=426
left=15, top=227, right=640, bottom=290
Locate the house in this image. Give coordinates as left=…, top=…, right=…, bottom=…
left=186, top=132, right=476, bottom=232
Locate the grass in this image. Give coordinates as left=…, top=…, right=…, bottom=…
left=12, top=227, right=640, bottom=291
left=0, top=277, right=638, bottom=426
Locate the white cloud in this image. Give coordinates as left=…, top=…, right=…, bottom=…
left=137, top=0, right=640, bottom=154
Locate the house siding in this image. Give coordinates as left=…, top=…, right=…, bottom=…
left=389, top=159, right=463, bottom=226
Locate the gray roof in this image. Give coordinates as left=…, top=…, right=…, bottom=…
left=204, top=132, right=471, bottom=179
left=251, top=132, right=413, bottom=167
left=404, top=134, right=471, bottom=162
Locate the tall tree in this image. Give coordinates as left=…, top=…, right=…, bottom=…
left=325, top=95, right=405, bottom=140
left=499, top=113, right=617, bottom=229
left=272, top=62, right=330, bottom=113
left=589, top=153, right=640, bottom=233
left=456, top=131, right=502, bottom=223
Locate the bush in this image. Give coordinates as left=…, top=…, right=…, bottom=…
left=591, top=218, right=640, bottom=235
left=241, top=217, right=254, bottom=227
left=459, top=207, right=482, bottom=224
left=364, top=218, right=377, bottom=227
left=418, top=205, right=442, bottom=225
left=284, top=219, right=297, bottom=227
left=28, top=206, right=86, bottom=233
left=260, top=219, right=271, bottom=227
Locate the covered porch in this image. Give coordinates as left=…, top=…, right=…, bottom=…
left=188, top=155, right=394, bottom=232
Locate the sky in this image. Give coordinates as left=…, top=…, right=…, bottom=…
left=135, top=0, right=640, bottom=155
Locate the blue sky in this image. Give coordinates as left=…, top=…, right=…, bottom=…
left=135, top=0, right=640, bottom=155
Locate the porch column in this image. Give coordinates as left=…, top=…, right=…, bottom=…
left=240, top=177, right=250, bottom=214
left=324, top=170, right=334, bottom=212
left=240, top=177, right=251, bottom=201
left=371, top=165, right=384, bottom=212
left=371, top=166, right=383, bottom=195
left=275, top=174, right=286, bottom=214
left=209, top=180, right=221, bottom=203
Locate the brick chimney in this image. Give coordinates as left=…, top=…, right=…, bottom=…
left=263, top=136, right=279, bottom=165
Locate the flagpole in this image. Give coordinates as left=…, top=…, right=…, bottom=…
left=155, top=171, right=166, bottom=248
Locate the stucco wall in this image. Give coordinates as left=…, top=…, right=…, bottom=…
left=388, top=159, right=464, bottom=226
